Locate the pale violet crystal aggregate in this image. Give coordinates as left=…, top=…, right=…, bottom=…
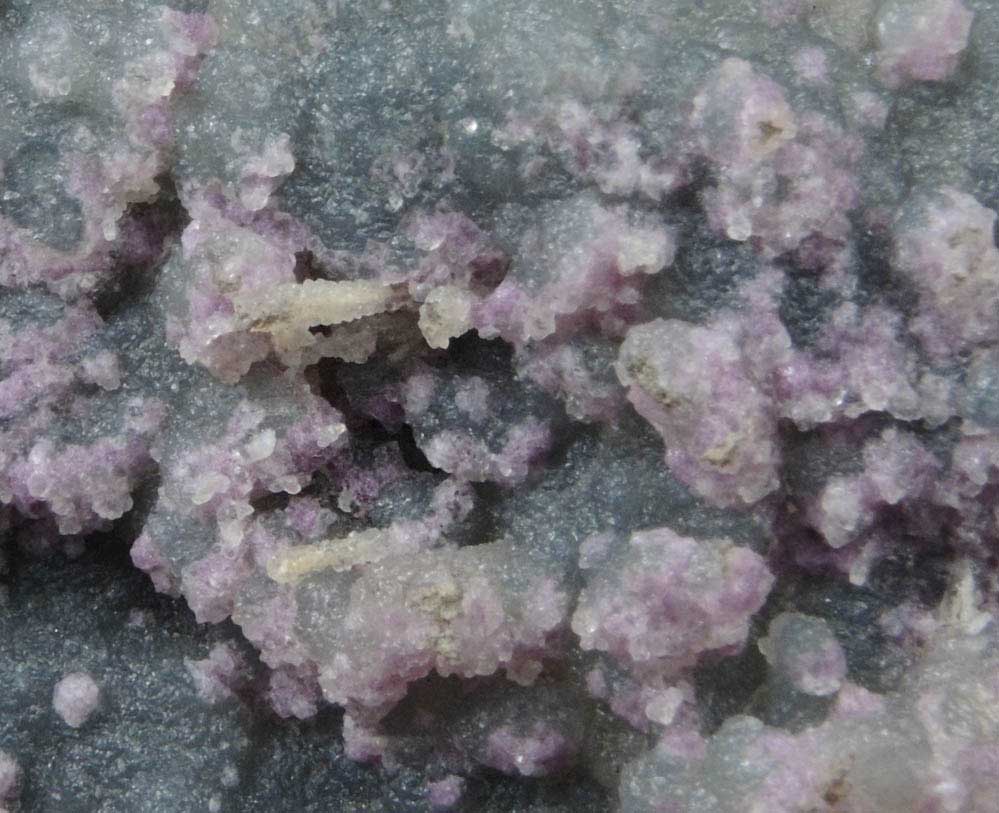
left=51, top=671, right=101, bottom=729
left=3, top=0, right=999, bottom=811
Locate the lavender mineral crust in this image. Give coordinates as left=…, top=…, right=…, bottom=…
left=3, top=0, right=999, bottom=811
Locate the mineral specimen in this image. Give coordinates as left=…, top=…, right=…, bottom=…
left=51, top=672, right=101, bottom=730
left=3, top=0, right=999, bottom=811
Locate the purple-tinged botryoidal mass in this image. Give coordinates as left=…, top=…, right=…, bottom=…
left=5, top=0, right=999, bottom=810
left=184, top=641, right=250, bottom=706
left=617, top=315, right=782, bottom=507
left=0, top=4, right=216, bottom=299
left=892, top=187, right=999, bottom=360
left=0, top=291, right=170, bottom=537
left=426, top=775, right=465, bottom=811
left=573, top=528, right=774, bottom=677
left=131, top=369, right=348, bottom=621
left=304, top=543, right=570, bottom=761
left=472, top=194, right=677, bottom=347
left=622, top=586, right=999, bottom=813
left=809, top=427, right=941, bottom=551
left=51, top=671, right=101, bottom=729
left=758, top=612, right=848, bottom=697
left=400, top=361, right=560, bottom=486
left=875, top=0, right=974, bottom=87
left=156, top=185, right=413, bottom=384
left=515, top=335, right=627, bottom=424
left=690, top=58, right=861, bottom=272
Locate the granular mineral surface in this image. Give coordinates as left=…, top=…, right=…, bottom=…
left=2, top=1, right=999, bottom=811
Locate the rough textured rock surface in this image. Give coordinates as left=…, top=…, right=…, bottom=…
left=3, top=0, right=999, bottom=810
